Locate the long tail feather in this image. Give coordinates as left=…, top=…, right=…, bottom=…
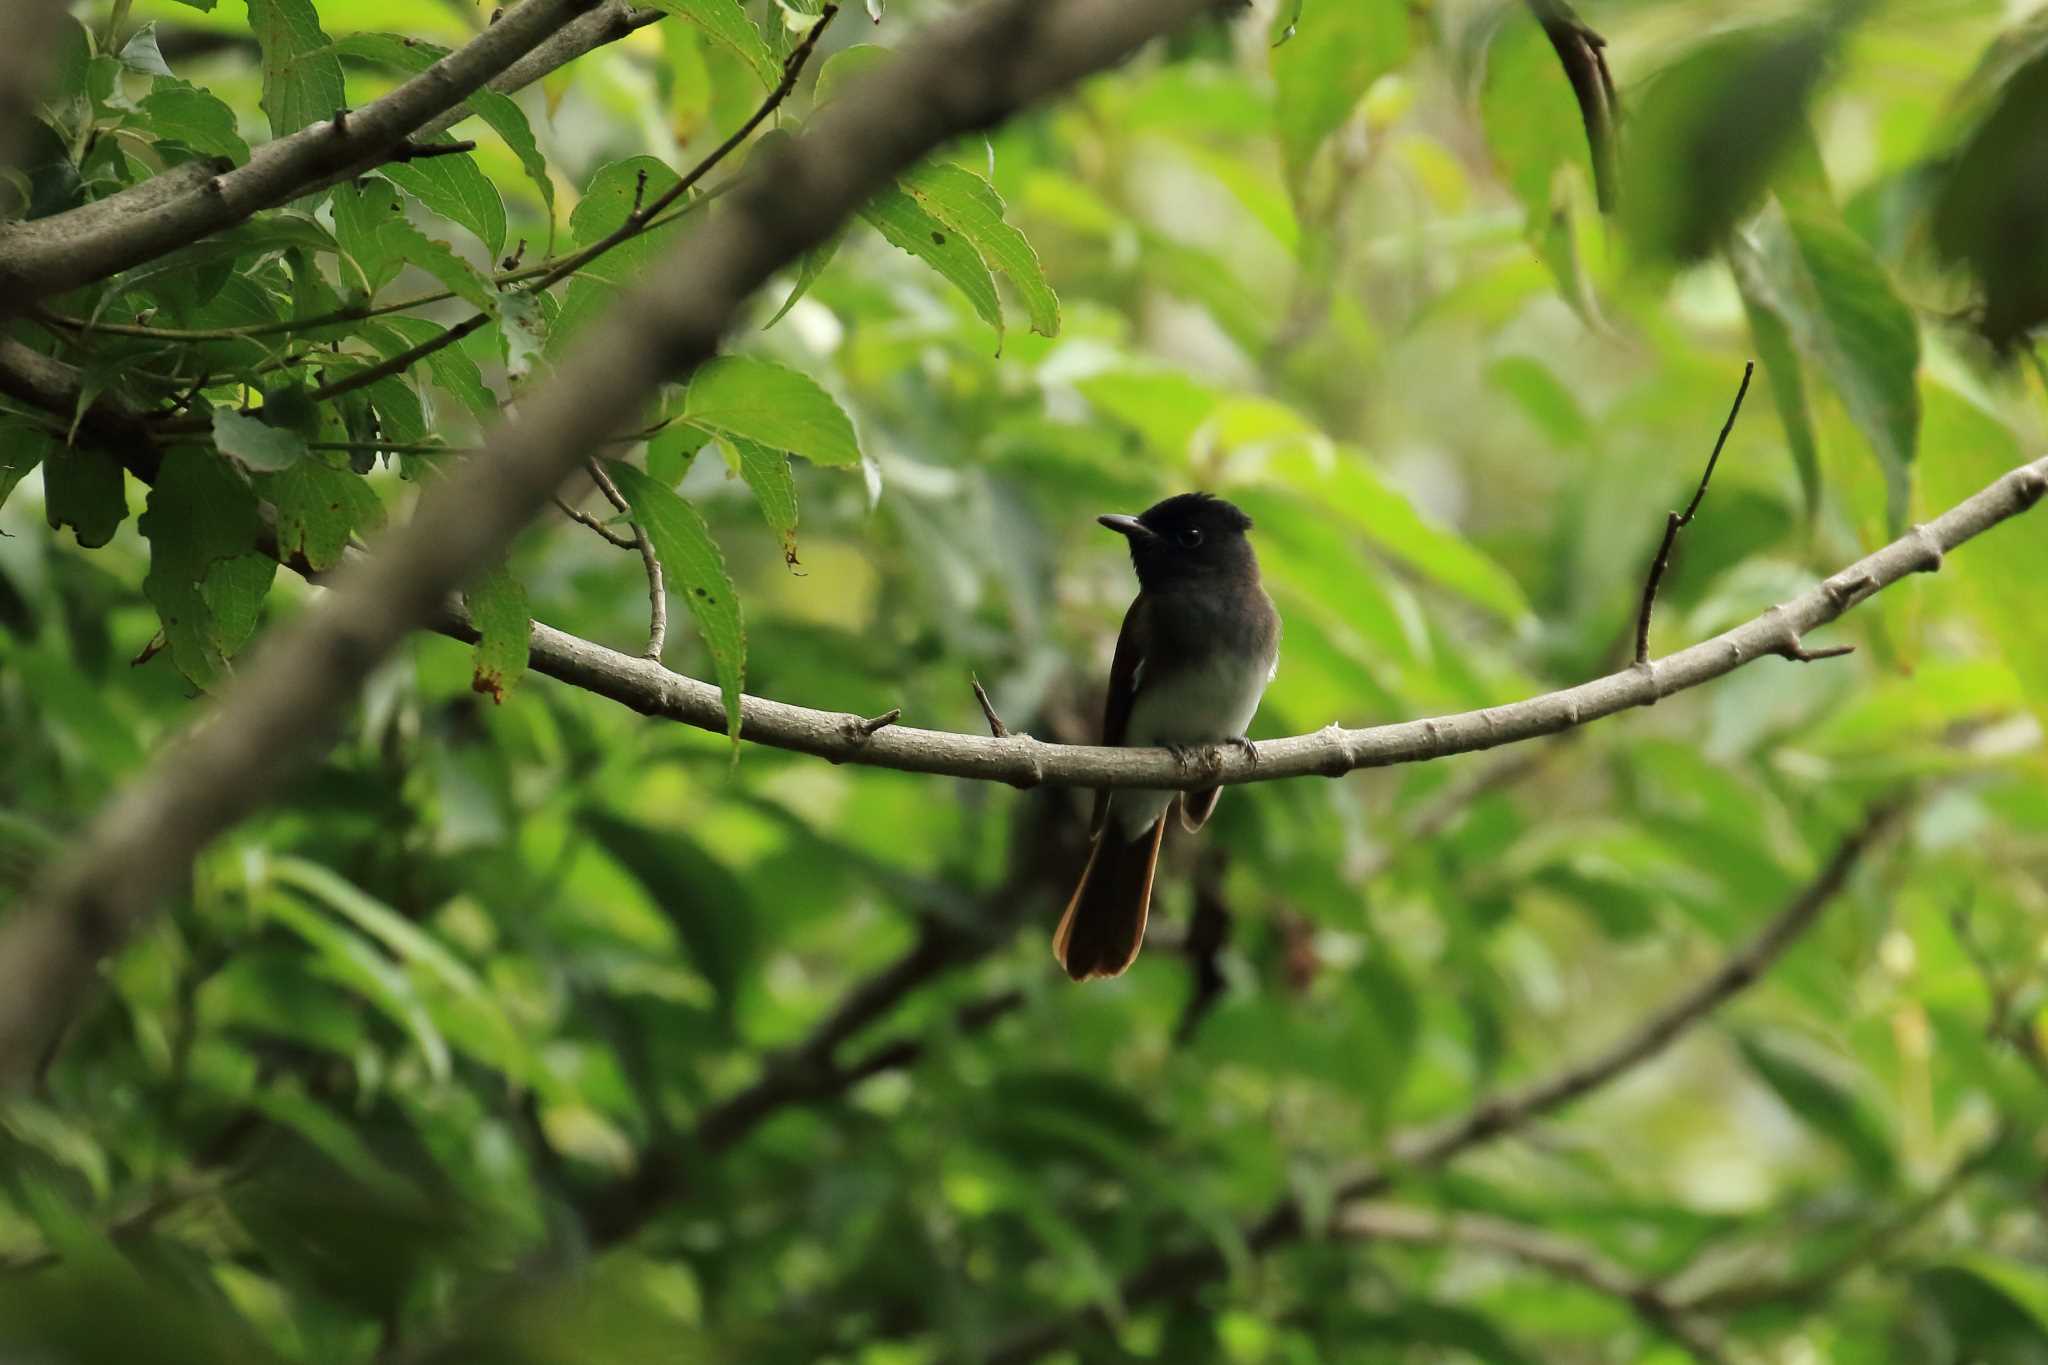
left=1052, top=817, right=1166, bottom=980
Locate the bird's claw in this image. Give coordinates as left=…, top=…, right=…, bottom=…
left=1165, top=743, right=1198, bottom=771
left=1229, top=736, right=1259, bottom=765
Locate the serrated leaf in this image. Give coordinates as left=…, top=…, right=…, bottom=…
left=722, top=435, right=800, bottom=568
left=376, top=316, right=499, bottom=421
left=374, top=214, right=498, bottom=317
left=330, top=177, right=406, bottom=294
left=604, top=461, right=745, bottom=745
left=117, top=24, right=174, bottom=78
left=264, top=459, right=384, bottom=571
left=649, top=0, right=779, bottom=88
left=41, top=445, right=125, bottom=549
left=247, top=0, right=343, bottom=137
left=138, top=81, right=250, bottom=162
left=382, top=154, right=507, bottom=258
left=548, top=157, right=686, bottom=354
left=332, top=33, right=553, bottom=220
left=901, top=163, right=1059, bottom=337
left=681, top=356, right=859, bottom=467
left=860, top=183, right=1004, bottom=343
left=213, top=408, right=309, bottom=472
left=1269, top=0, right=1407, bottom=185
left=139, top=448, right=276, bottom=689
left=464, top=562, right=529, bottom=704
left=1748, top=204, right=1920, bottom=532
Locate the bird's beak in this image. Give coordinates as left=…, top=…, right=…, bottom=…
left=1097, top=514, right=1152, bottom=540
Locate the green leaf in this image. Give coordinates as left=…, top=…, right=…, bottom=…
left=463, top=562, right=529, bottom=704
left=578, top=810, right=756, bottom=1018
left=377, top=316, right=500, bottom=421
left=1736, top=1032, right=1895, bottom=1186
left=603, top=461, right=746, bottom=744
left=332, top=33, right=553, bottom=220
left=246, top=0, right=344, bottom=137
left=117, top=24, right=174, bottom=77
left=0, top=420, right=52, bottom=513
left=1746, top=204, right=1921, bottom=532
left=860, top=182, right=1004, bottom=343
left=1479, top=7, right=1593, bottom=223
left=1620, top=22, right=1834, bottom=264
left=1269, top=0, right=1407, bottom=185
left=901, top=162, right=1059, bottom=337
left=722, top=435, right=800, bottom=569
left=259, top=890, right=450, bottom=1081
left=374, top=213, right=500, bottom=317
left=264, top=459, right=384, bottom=571
left=137, top=81, right=249, bottom=161
left=43, top=445, right=127, bottom=549
left=681, top=356, right=860, bottom=467
left=1731, top=236, right=1823, bottom=525
left=649, top=0, right=779, bottom=88
left=139, top=448, right=277, bottom=689
left=331, top=176, right=406, bottom=293
left=549, top=157, right=686, bottom=354
left=213, top=407, right=309, bottom=472
left=381, top=153, right=507, bottom=258
left=1931, top=49, right=2048, bottom=349
left=761, top=232, right=842, bottom=330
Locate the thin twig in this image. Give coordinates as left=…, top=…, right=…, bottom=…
left=1338, top=1204, right=1729, bottom=1364
left=970, top=674, right=1011, bottom=738
left=585, top=459, right=666, bottom=659
left=388, top=138, right=479, bottom=161
left=1635, top=362, right=1754, bottom=665
left=553, top=494, right=639, bottom=549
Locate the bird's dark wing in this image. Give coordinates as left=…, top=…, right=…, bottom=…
left=1089, top=592, right=1151, bottom=835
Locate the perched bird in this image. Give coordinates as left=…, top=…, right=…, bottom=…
left=1054, top=493, right=1280, bottom=980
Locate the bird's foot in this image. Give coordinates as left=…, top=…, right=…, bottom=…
left=1229, top=736, right=1259, bottom=765
left=1165, top=743, right=1199, bottom=771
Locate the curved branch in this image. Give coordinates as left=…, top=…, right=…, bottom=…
left=985, top=803, right=1902, bottom=1363
left=446, top=454, right=2048, bottom=790
left=0, top=0, right=600, bottom=306
left=0, top=0, right=1226, bottom=1087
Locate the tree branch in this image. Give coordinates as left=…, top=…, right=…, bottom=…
left=0, top=0, right=602, bottom=306
left=585, top=459, right=666, bottom=659
left=0, top=0, right=1226, bottom=1087
left=1336, top=1204, right=1729, bottom=1364
left=985, top=803, right=1902, bottom=1362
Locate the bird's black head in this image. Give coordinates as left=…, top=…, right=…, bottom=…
left=1099, top=492, right=1258, bottom=591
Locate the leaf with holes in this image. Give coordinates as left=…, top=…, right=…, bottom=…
left=139, top=448, right=277, bottom=689
left=605, top=461, right=746, bottom=746
left=43, top=445, right=126, bottom=548
left=861, top=183, right=1003, bottom=343
left=464, top=563, right=529, bottom=704
left=722, top=435, right=801, bottom=569
left=902, top=163, right=1059, bottom=337
left=264, top=459, right=384, bottom=572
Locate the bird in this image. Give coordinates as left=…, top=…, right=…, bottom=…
left=1053, top=492, right=1280, bottom=981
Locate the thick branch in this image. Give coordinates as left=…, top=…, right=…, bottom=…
left=1337, top=1204, right=1728, bottom=1363
left=0, top=0, right=1223, bottom=1087
left=986, top=804, right=1900, bottom=1362
left=0, top=0, right=600, bottom=306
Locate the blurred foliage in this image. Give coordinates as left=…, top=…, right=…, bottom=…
left=4, top=0, right=2048, bottom=1362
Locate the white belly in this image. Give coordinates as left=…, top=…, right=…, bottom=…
left=1114, top=648, right=1275, bottom=841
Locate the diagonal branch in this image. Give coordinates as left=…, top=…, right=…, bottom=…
left=0, top=0, right=1228, bottom=1087
left=1336, top=1204, right=1728, bottom=1364
left=985, top=803, right=1901, bottom=1362
left=0, top=0, right=601, bottom=307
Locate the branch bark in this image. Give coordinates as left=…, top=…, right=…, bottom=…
left=0, top=0, right=601, bottom=306
left=984, top=803, right=1901, bottom=1362
left=1525, top=0, right=1620, bottom=212
left=0, top=0, right=1224, bottom=1087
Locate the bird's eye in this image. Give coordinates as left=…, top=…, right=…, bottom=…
left=1177, top=527, right=1204, bottom=549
